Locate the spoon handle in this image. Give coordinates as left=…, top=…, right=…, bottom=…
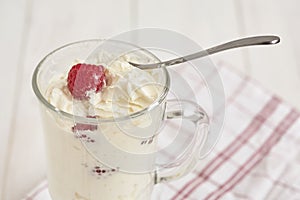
left=131, top=35, right=280, bottom=69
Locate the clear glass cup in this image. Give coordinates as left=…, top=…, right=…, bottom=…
left=32, top=39, right=212, bottom=200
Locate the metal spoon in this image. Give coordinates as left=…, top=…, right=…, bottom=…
left=128, top=35, right=280, bottom=69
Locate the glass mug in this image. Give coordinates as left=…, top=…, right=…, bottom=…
left=32, top=40, right=213, bottom=200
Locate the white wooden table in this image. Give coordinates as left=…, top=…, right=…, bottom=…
left=1, top=0, right=299, bottom=199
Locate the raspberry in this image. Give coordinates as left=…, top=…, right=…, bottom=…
left=67, top=63, right=106, bottom=99
left=72, top=123, right=97, bottom=132
left=72, top=116, right=97, bottom=132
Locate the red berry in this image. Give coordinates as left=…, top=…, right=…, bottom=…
left=67, top=63, right=106, bottom=99
left=72, top=123, right=97, bottom=132
left=72, top=116, right=97, bottom=132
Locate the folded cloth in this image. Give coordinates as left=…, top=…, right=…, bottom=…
left=23, top=62, right=300, bottom=200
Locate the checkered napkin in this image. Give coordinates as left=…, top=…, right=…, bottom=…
left=23, top=62, right=300, bottom=200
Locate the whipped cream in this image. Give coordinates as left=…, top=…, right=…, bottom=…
left=46, top=55, right=162, bottom=118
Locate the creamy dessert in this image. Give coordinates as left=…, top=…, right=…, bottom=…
left=42, top=53, right=165, bottom=200
left=46, top=55, right=161, bottom=118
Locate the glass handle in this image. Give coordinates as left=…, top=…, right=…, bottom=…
left=155, top=99, right=210, bottom=184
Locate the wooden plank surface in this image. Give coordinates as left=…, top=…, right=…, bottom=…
left=0, top=0, right=28, bottom=198
left=136, top=0, right=247, bottom=73
left=1, top=0, right=131, bottom=199
left=239, top=0, right=300, bottom=109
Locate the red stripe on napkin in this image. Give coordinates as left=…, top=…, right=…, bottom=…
left=204, top=109, right=299, bottom=200
left=24, top=182, right=48, bottom=200
left=171, top=96, right=280, bottom=200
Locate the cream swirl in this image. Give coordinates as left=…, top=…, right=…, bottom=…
left=45, top=55, right=162, bottom=118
